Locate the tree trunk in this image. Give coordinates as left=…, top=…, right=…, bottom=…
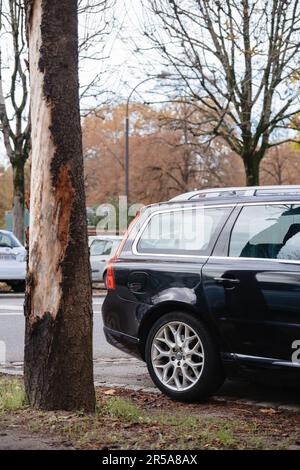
left=244, top=154, right=260, bottom=186
left=12, top=159, right=25, bottom=243
left=24, top=0, right=95, bottom=412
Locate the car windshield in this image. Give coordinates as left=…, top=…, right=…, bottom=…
left=90, top=239, right=113, bottom=256
left=0, top=232, right=20, bottom=249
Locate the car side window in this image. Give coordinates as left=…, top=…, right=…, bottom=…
left=90, top=240, right=113, bottom=256
left=137, top=206, right=231, bottom=256
left=229, top=204, right=300, bottom=260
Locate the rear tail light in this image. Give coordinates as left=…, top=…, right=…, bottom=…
left=106, top=262, right=116, bottom=289
left=106, top=212, right=141, bottom=290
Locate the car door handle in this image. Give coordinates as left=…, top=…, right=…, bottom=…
left=213, top=277, right=240, bottom=285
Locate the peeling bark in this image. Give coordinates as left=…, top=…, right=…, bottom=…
left=24, top=0, right=95, bottom=412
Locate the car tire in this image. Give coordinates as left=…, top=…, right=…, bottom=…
left=145, top=311, right=225, bottom=402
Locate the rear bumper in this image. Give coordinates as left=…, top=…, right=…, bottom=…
left=103, top=325, right=143, bottom=359
left=102, top=289, right=146, bottom=359
left=0, top=265, right=26, bottom=282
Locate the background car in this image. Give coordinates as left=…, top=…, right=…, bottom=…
left=89, top=235, right=122, bottom=285
left=0, top=230, right=26, bottom=292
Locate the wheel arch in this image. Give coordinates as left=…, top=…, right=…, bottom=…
left=138, top=301, right=218, bottom=360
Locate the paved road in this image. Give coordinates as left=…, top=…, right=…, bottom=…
left=0, top=294, right=124, bottom=361
left=0, top=293, right=151, bottom=389
left=1, top=294, right=300, bottom=411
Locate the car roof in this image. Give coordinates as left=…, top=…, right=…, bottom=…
left=170, top=185, right=300, bottom=201
left=141, top=185, right=300, bottom=213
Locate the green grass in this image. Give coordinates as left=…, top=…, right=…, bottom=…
left=0, top=378, right=26, bottom=411
left=106, top=397, right=144, bottom=422
left=156, top=413, right=198, bottom=428
left=29, top=422, right=43, bottom=433
left=214, top=426, right=238, bottom=447
left=0, top=376, right=299, bottom=450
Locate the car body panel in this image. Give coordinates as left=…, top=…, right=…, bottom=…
left=89, top=235, right=122, bottom=282
left=0, top=230, right=26, bottom=282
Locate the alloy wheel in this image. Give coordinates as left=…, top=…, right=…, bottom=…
left=151, top=321, right=204, bottom=391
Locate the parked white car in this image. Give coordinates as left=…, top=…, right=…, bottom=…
left=0, top=230, right=26, bottom=292
left=89, top=235, right=122, bottom=284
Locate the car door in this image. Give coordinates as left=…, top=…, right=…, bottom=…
left=202, top=202, right=300, bottom=367
left=0, top=232, right=19, bottom=280
left=90, top=239, right=113, bottom=281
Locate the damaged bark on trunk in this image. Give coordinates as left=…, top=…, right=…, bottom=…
left=24, top=0, right=95, bottom=412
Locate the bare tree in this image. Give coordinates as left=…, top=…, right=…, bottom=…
left=78, top=0, right=116, bottom=109
left=24, top=0, right=95, bottom=411
left=143, top=0, right=300, bottom=185
left=0, top=0, right=114, bottom=242
left=0, top=0, right=30, bottom=242
left=153, top=100, right=236, bottom=191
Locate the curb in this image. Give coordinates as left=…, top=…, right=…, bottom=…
left=2, top=368, right=300, bottom=413
left=94, top=381, right=300, bottom=413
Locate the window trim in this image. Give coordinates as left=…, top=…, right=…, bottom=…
left=227, top=201, right=300, bottom=264
left=132, top=204, right=235, bottom=259
left=209, top=255, right=300, bottom=265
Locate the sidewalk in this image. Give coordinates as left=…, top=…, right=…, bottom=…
left=0, top=429, right=73, bottom=450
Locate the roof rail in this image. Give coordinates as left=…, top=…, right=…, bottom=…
left=170, top=185, right=300, bottom=201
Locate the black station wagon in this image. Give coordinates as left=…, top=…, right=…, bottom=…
left=102, top=186, right=300, bottom=401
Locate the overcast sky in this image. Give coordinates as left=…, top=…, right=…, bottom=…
left=1, top=0, right=161, bottom=166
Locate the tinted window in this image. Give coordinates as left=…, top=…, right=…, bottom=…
left=137, top=207, right=231, bottom=255
left=229, top=204, right=300, bottom=260
left=90, top=240, right=113, bottom=256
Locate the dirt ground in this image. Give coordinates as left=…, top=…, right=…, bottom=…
left=0, top=375, right=300, bottom=450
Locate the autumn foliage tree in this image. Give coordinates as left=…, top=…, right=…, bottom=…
left=260, top=144, right=300, bottom=185
left=0, top=166, right=13, bottom=227
left=82, top=102, right=244, bottom=206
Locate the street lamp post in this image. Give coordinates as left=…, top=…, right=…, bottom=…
left=124, top=73, right=170, bottom=203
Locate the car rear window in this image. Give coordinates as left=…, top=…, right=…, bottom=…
left=229, top=204, right=300, bottom=260
left=136, top=206, right=232, bottom=256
